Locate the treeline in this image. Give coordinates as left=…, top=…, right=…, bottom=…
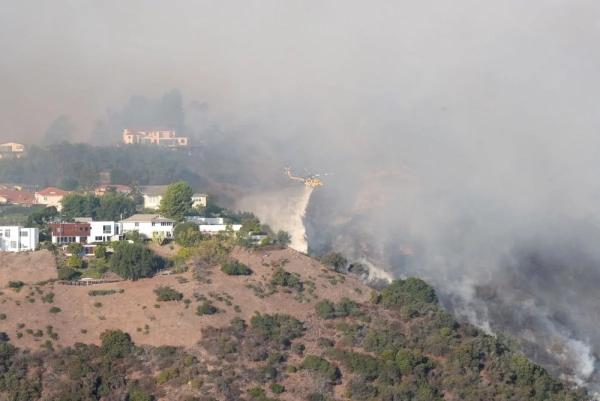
left=0, top=143, right=205, bottom=189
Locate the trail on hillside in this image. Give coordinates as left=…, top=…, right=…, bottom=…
left=236, top=186, right=314, bottom=253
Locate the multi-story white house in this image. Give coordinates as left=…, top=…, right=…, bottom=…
left=139, top=185, right=168, bottom=210
left=185, top=216, right=241, bottom=235
left=120, top=214, right=175, bottom=240
left=0, top=226, right=39, bottom=252
left=75, top=218, right=123, bottom=243
left=122, top=129, right=189, bottom=147
left=0, top=143, right=25, bottom=159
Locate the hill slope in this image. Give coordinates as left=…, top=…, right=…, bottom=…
left=0, top=248, right=590, bottom=401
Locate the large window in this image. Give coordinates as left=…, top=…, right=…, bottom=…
left=103, top=225, right=112, bottom=234
left=4, top=230, right=10, bottom=237
left=20, top=231, right=28, bottom=237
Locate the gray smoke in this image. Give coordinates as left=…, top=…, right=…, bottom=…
left=2, top=0, right=600, bottom=392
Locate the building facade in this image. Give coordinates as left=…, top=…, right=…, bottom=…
left=192, top=193, right=208, bottom=208
left=35, top=187, right=70, bottom=211
left=0, top=143, right=25, bottom=159
left=122, top=129, right=188, bottom=147
left=49, top=222, right=91, bottom=244
left=120, top=214, right=175, bottom=240
left=139, top=185, right=168, bottom=210
left=0, top=226, right=38, bottom=252
left=88, top=221, right=123, bottom=243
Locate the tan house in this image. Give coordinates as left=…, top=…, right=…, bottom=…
left=192, top=193, right=208, bottom=208
left=35, top=187, right=70, bottom=211
left=0, top=142, right=25, bottom=159
left=122, top=129, right=188, bottom=147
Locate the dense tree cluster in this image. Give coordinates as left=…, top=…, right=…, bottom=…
left=109, top=242, right=165, bottom=280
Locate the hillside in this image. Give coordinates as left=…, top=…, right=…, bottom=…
left=0, top=248, right=590, bottom=401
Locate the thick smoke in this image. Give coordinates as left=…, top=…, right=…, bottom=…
left=2, top=0, right=600, bottom=392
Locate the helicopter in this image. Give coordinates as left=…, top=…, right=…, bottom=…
left=284, top=167, right=329, bottom=188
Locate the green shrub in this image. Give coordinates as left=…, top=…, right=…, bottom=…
left=271, top=268, right=303, bottom=291
left=315, top=300, right=336, bottom=319
left=300, top=355, right=340, bottom=383
left=58, top=268, right=81, bottom=281
left=270, top=383, right=285, bottom=394
left=221, top=260, right=252, bottom=275
left=110, top=242, right=165, bottom=280
left=153, top=286, right=183, bottom=301
left=156, top=367, right=178, bottom=384
left=381, top=278, right=437, bottom=316
left=100, top=329, right=134, bottom=358
left=315, top=298, right=361, bottom=319
left=41, top=292, right=55, bottom=303
left=8, top=281, right=24, bottom=289
left=196, top=301, right=218, bottom=316
left=250, top=313, right=305, bottom=343
left=49, top=306, right=62, bottom=314
left=127, top=386, right=154, bottom=401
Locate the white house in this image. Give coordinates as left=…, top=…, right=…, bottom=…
left=75, top=218, right=123, bottom=243
left=192, top=193, right=208, bottom=208
left=139, top=185, right=168, bottom=210
left=120, top=214, right=175, bottom=240
left=0, top=226, right=39, bottom=252
left=199, top=224, right=242, bottom=235
left=186, top=216, right=225, bottom=225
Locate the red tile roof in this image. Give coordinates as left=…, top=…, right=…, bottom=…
left=36, top=187, right=70, bottom=196
left=0, top=188, right=35, bottom=204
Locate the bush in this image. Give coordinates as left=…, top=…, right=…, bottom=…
left=250, top=313, right=305, bottom=343
left=381, top=278, right=438, bottom=316
left=221, top=260, right=252, bottom=276
left=315, top=298, right=361, bottom=319
left=49, top=306, right=61, bottom=314
left=173, top=222, right=203, bottom=247
left=66, top=242, right=84, bottom=256
left=320, top=252, right=347, bottom=272
left=154, top=286, right=183, bottom=302
left=110, top=242, right=165, bottom=280
left=270, top=383, right=285, bottom=394
left=65, top=255, right=83, bottom=269
left=127, top=386, right=154, bottom=401
left=196, top=301, right=218, bottom=316
left=58, top=268, right=81, bottom=281
left=94, top=245, right=108, bottom=259
left=300, top=355, right=341, bottom=383
left=8, top=281, right=24, bottom=289
left=271, top=268, right=303, bottom=291
left=100, top=329, right=134, bottom=358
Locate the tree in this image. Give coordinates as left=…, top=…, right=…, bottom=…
left=96, top=191, right=136, bottom=221
left=320, top=252, right=348, bottom=272
left=274, top=230, right=291, bottom=247
left=43, top=115, right=73, bottom=146
left=66, top=242, right=84, bottom=255
left=110, top=242, right=165, bottom=280
left=160, top=181, right=193, bottom=220
left=61, top=193, right=100, bottom=219
left=173, top=222, right=202, bottom=247
left=100, top=329, right=134, bottom=358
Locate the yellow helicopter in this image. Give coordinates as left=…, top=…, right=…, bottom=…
left=285, top=167, right=328, bottom=188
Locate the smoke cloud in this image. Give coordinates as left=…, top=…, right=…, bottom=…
left=2, top=0, right=600, bottom=392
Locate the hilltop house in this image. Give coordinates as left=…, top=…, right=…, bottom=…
left=49, top=222, right=91, bottom=245
left=0, top=142, right=25, bottom=159
left=74, top=218, right=123, bottom=243
left=93, top=184, right=132, bottom=197
left=192, top=193, right=208, bottom=208
left=120, top=214, right=175, bottom=240
left=35, top=187, right=70, bottom=211
left=122, top=129, right=189, bottom=147
left=139, top=185, right=168, bottom=210
left=185, top=216, right=241, bottom=235
left=0, top=188, right=36, bottom=206
left=0, top=226, right=39, bottom=252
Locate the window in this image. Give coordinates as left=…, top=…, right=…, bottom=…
left=20, top=231, right=28, bottom=237
left=135, top=222, right=139, bottom=227
left=10, top=241, right=16, bottom=248
left=95, top=236, right=103, bottom=241
left=103, top=225, right=111, bottom=234
left=4, top=230, right=9, bottom=237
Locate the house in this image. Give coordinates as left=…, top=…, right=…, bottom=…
left=0, top=188, right=36, bottom=206
left=49, top=222, right=91, bottom=245
left=93, top=184, right=132, bottom=197
left=120, top=214, right=175, bottom=240
left=198, top=224, right=242, bottom=235
left=186, top=216, right=225, bottom=225
left=139, top=185, right=169, bottom=210
left=122, top=129, right=189, bottom=147
left=0, top=226, right=39, bottom=252
left=74, top=218, right=123, bottom=243
left=192, top=193, right=208, bottom=208
left=35, top=187, right=70, bottom=211
left=0, top=142, right=25, bottom=159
